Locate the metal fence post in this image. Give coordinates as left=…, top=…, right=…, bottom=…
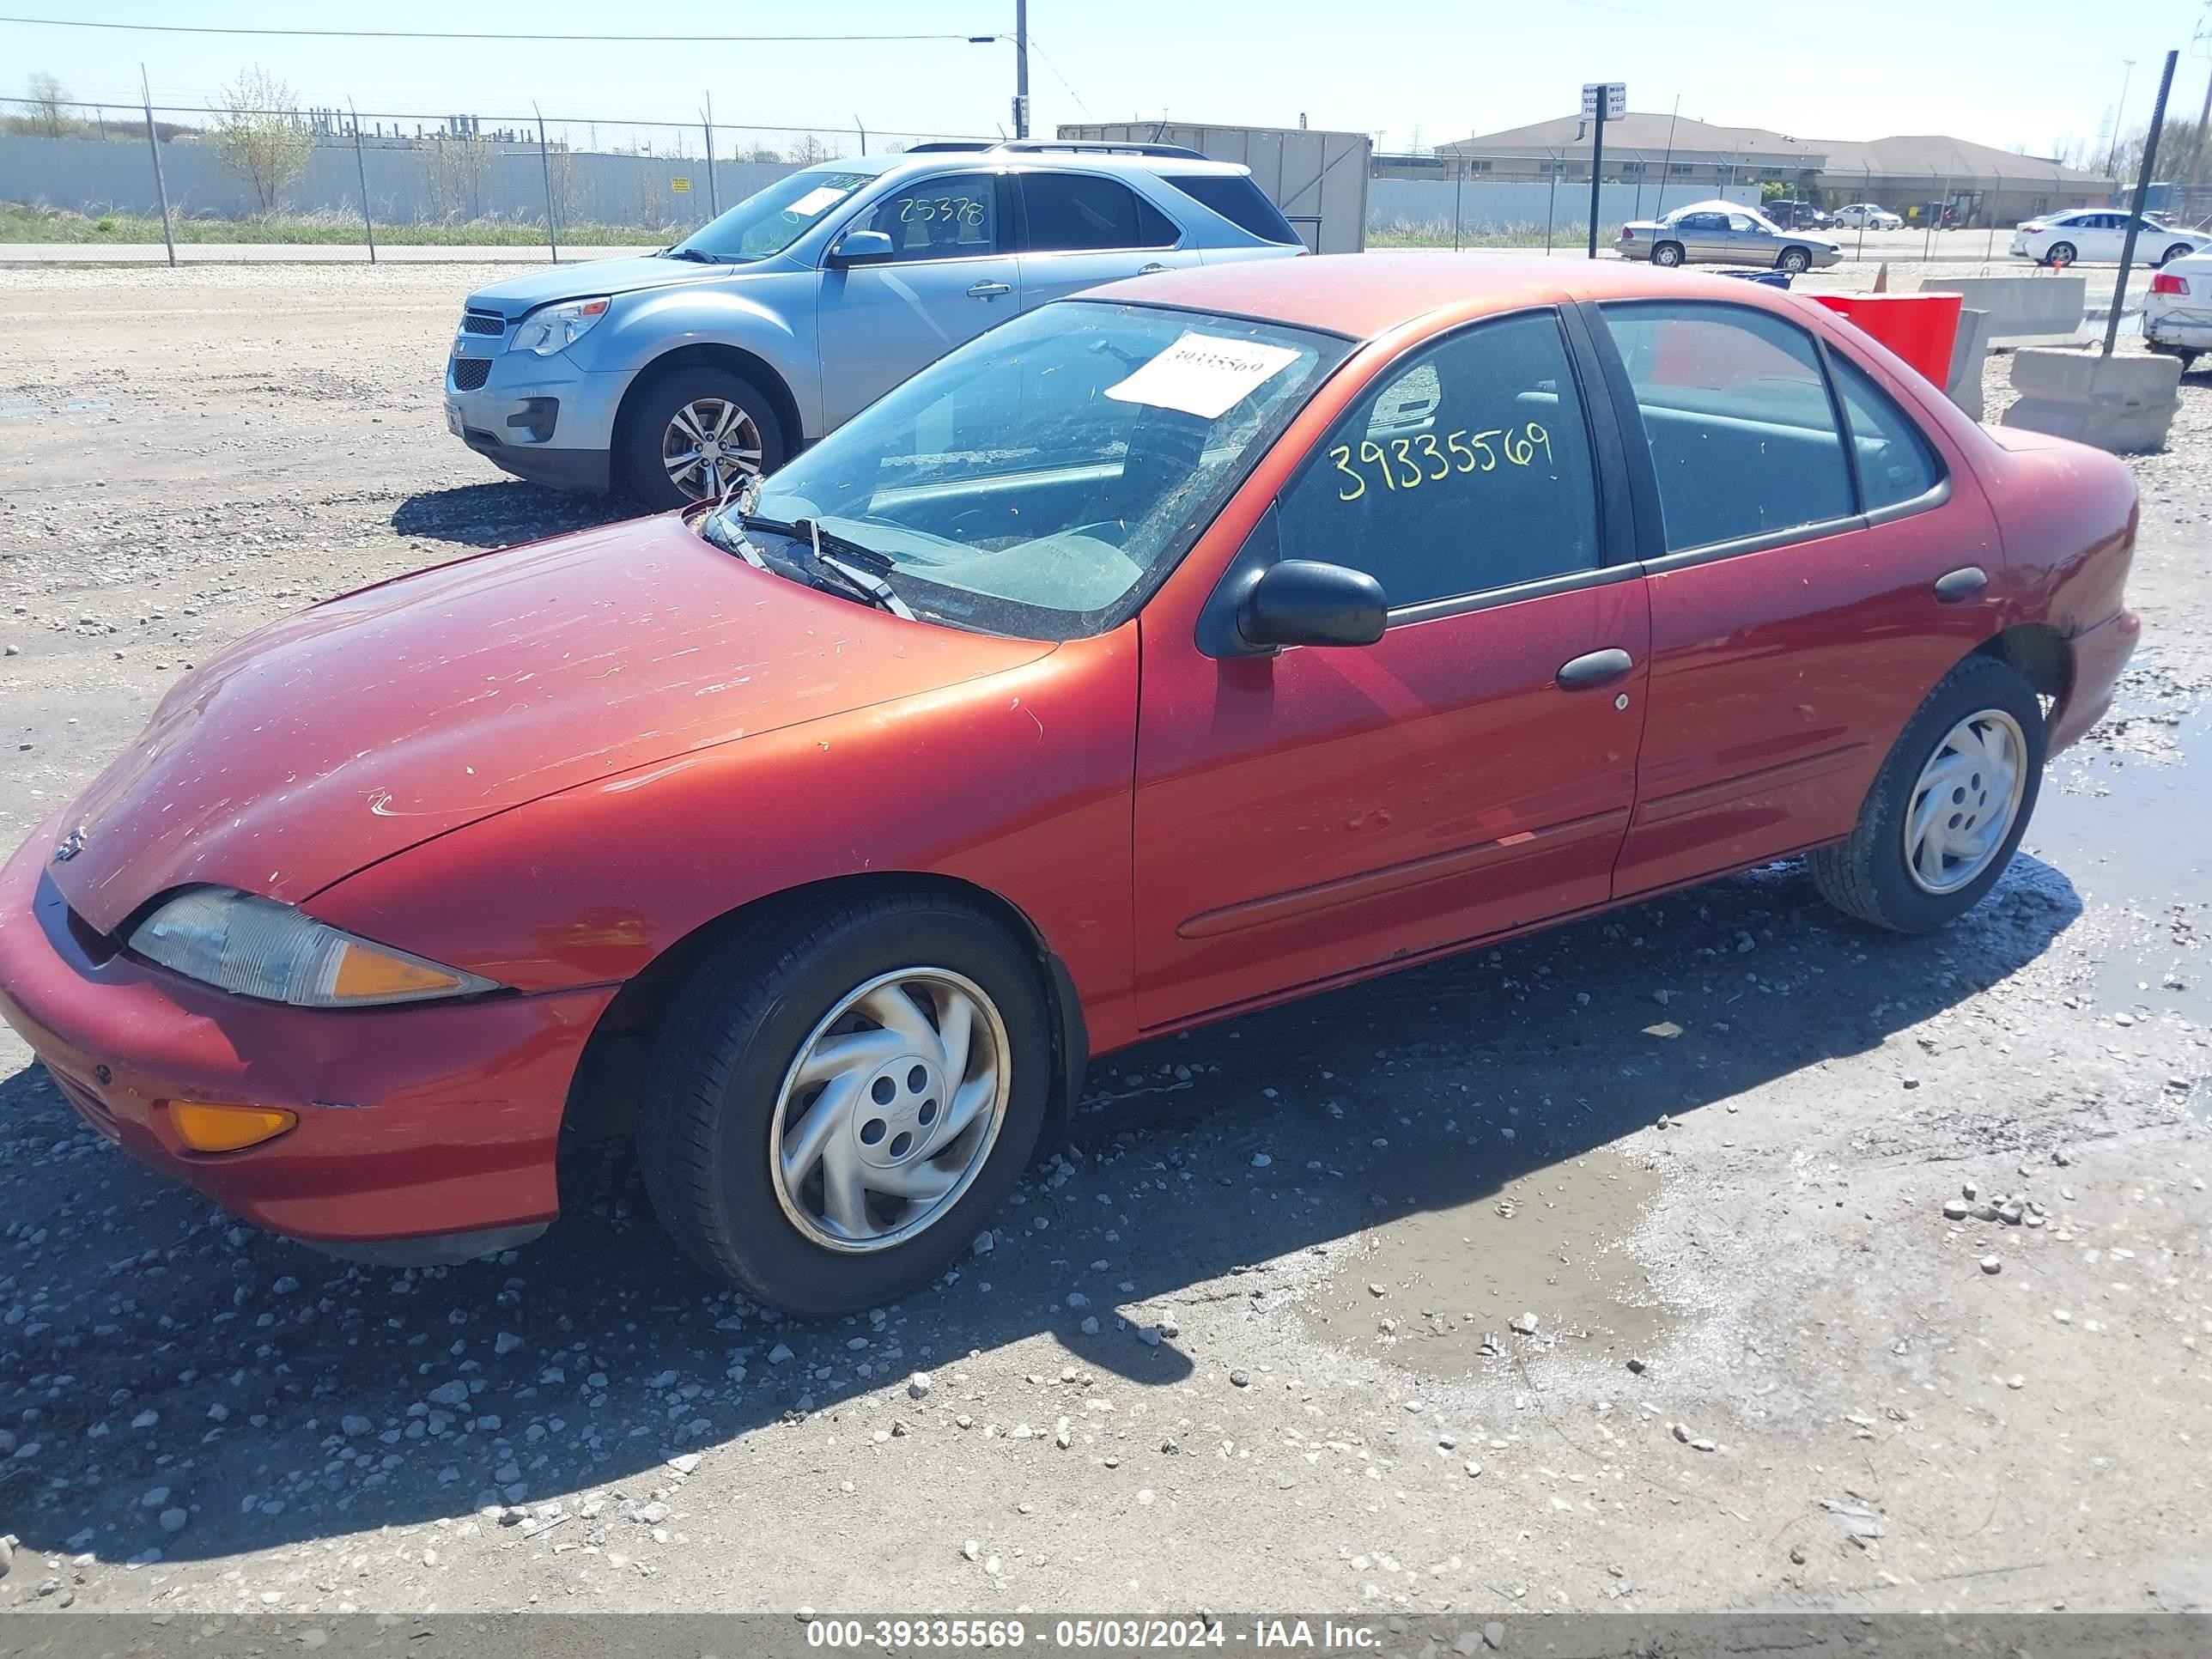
left=139, top=67, right=175, bottom=268
left=536, top=104, right=559, bottom=264
left=1547, top=166, right=1558, bottom=255
left=350, top=104, right=377, bottom=264
left=856, top=116, right=868, bottom=157
left=704, top=92, right=719, bottom=217
left=1452, top=157, right=1462, bottom=251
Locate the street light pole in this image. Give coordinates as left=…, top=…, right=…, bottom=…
left=2106, top=58, right=2136, bottom=179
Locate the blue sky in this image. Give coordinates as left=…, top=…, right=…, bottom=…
left=7, top=0, right=2209, bottom=161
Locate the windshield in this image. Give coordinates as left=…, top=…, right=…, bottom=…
left=720, top=301, right=1348, bottom=640
left=669, top=168, right=872, bottom=262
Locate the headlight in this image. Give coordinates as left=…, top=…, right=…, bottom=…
left=129, top=887, right=501, bottom=1008
left=507, top=296, right=610, bottom=356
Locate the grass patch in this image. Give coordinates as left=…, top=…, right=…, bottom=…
left=0, top=201, right=665, bottom=246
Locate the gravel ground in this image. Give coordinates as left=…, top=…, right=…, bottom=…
left=0, top=260, right=2207, bottom=1617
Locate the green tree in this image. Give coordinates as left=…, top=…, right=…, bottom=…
left=210, top=66, right=313, bottom=214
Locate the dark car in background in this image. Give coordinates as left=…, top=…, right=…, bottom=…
left=1766, top=199, right=1832, bottom=229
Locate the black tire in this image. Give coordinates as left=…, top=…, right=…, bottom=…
left=2045, top=241, right=2076, bottom=266
left=1778, top=246, right=1813, bottom=274
left=2160, top=242, right=2196, bottom=267
left=636, top=890, right=1052, bottom=1315
left=618, top=363, right=787, bottom=513
left=1808, top=653, right=2046, bottom=934
left=1652, top=241, right=1686, bottom=269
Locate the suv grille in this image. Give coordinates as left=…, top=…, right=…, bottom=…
left=450, top=356, right=492, bottom=392
left=460, top=310, right=507, bottom=336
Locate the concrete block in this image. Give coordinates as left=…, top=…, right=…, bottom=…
left=1945, top=307, right=1990, bottom=421
left=1916, top=274, right=2086, bottom=344
left=2000, top=348, right=2180, bottom=453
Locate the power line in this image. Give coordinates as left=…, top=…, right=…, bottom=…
left=0, top=14, right=998, bottom=45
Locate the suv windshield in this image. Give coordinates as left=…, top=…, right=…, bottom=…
left=718, top=301, right=1348, bottom=640
left=669, top=168, right=873, bottom=262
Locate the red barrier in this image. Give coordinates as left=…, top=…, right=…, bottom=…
left=1810, top=291, right=1963, bottom=387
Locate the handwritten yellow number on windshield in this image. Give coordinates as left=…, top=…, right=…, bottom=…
left=1416, top=433, right=1449, bottom=481
left=1329, top=445, right=1365, bottom=501
left=1358, top=439, right=1394, bottom=489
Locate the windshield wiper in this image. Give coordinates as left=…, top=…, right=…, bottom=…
left=662, top=246, right=721, bottom=263
left=731, top=511, right=913, bottom=619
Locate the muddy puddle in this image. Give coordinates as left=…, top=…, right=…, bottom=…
left=1300, top=1146, right=1665, bottom=1382
left=2028, top=702, right=2211, bottom=1028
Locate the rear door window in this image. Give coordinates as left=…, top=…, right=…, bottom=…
left=1019, top=173, right=1178, bottom=252
left=1162, top=174, right=1301, bottom=244
left=1600, top=301, right=1854, bottom=552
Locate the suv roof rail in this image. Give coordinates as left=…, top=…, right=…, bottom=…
left=995, top=138, right=1210, bottom=160
left=902, top=140, right=996, bottom=153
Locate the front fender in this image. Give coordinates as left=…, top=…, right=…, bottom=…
left=580, top=267, right=822, bottom=431
left=302, top=626, right=1143, bottom=1054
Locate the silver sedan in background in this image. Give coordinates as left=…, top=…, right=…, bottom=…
left=1615, top=200, right=1844, bottom=271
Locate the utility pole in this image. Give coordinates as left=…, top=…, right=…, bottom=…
left=1012, top=0, right=1030, bottom=138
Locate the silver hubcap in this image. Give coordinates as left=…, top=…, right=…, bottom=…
left=1904, top=709, right=2027, bottom=895
left=663, top=398, right=764, bottom=500
left=769, top=968, right=1009, bottom=1255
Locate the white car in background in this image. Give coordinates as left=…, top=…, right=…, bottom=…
left=2009, top=209, right=2210, bottom=266
left=1831, top=203, right=1903, bottom=230
left=2146, top=248, right=2212, bottom=372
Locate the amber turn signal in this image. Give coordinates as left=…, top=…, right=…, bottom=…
left=167, top=1102, right=298, bottom=1153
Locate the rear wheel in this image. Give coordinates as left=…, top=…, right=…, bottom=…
left=1651, top=240, right=1686, bottom=268
left=619, top=364, right=787, bottom=513
left=637, top=890, right=1052, bottom=1315
left=1808, top=653, right=2045, bottom=933
left=2159, top=242, right=2196, bottom=267
left=1778, top=246, right=1813, bottom=273
left=2045, top=240, right=2076, bottom=266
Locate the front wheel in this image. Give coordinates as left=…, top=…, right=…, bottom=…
left=637, top=890, right=1052, bottom=1314
left=1651, top=240, right=1685, bottom=268
left=1778, top=246, right=1813, bottom=273
left=1808, top=653, right=2045, bottom=933
left=619, top=364, right=787, bottom=513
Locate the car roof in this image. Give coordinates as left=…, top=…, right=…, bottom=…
left=1084, top=250, right=1802, bottom=342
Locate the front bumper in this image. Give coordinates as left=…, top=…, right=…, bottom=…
left=445, top=335, right=631, bottom=495
left=0, top=821, right=616, bottom=1261
left=2050, top=608, right=2142, bottom=755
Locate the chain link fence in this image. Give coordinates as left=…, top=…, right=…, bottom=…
left=1365, top=147, right=2144, bottom=263
left=0, top=94, right=992, bottom=258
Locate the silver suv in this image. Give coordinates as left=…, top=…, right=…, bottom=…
left=445, top=141, right=1308, bottom=509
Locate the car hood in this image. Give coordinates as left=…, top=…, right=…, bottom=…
left=465, top=253, right=781, bottom=317
left=46, top=515, right=1053, bottom=936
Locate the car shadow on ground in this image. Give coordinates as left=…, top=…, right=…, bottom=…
left=391, top=482, right=641, bottom=550
left=0, top=853, right=2083, bottom=1565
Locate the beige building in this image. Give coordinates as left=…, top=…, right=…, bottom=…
left=1410, top=112, right=2111, bottom=225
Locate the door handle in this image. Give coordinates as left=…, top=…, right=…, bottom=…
left=1934, top=566, right=1988, bottom=604
left=1556, top=647, right=1634, bottom=690
left=1138, top=262, right=1169, bottom=274
left=967, top=280, right=1012, bottom=299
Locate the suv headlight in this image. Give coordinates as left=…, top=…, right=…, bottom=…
left=130, top=887, right=501, bottom=1008
left=508, top=296, right=610, bottom=356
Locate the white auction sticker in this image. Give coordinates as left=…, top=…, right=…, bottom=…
left=1104, top=331, right=1303, bottom=420
left=788, top=185, right=852, bottom=216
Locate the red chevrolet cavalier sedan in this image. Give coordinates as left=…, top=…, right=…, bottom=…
left=0, top=256, right=2137, bottom=1312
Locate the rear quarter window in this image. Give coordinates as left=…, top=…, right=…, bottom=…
left=1163, top=174, right=1301, bottom=245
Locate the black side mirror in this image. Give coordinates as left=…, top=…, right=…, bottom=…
left=828, top=228, right=896, bottom=268
left=1239, top=560, right=1387, bottom=650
